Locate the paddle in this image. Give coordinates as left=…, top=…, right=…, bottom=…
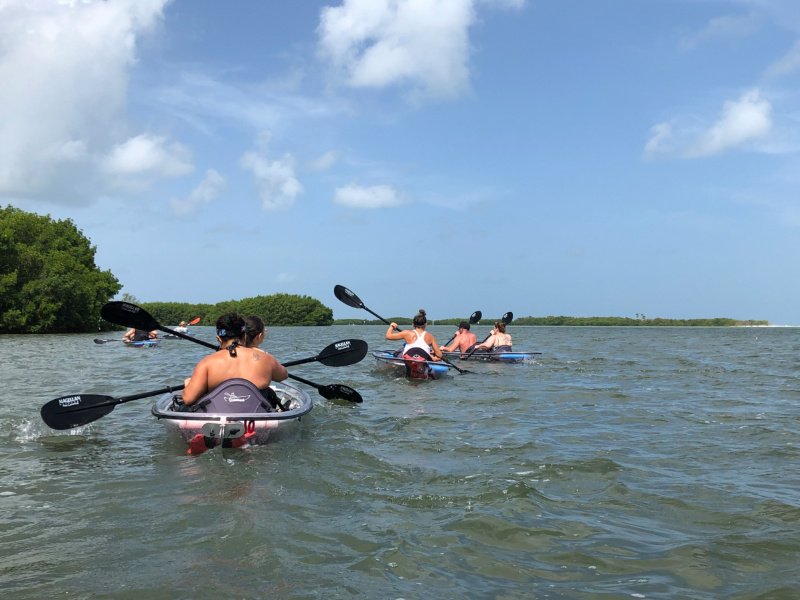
left=94, top=338, right=126, bottom=344
left=41, top=335, right=369, bottom=430
left=464, top=311, right=514, bottom=359
left=188, top=317, right=201, bottom=325
left=41, top=384, right=185, bottom=430
left=101, top=302, right=201, bottom=345
left=442, top=310, right=482, bottom=347
left=286, top=373, right=362, bottom=403
left=333, top=284, right=472, bottom=375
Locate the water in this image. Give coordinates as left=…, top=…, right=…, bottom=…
left=2, top=325, right=799, bottom=599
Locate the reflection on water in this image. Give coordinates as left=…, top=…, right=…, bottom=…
left=1, top=325, right=799, bottom=599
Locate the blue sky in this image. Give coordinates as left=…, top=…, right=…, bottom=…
left=2, top=0, right=799, bottom=324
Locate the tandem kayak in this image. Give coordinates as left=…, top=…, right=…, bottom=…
left=442, top=350, right=540, bottom=363
left=372, top=350, right=452, bottom=380
left=151, top=379, right=313, bottom=454
left=124, top=339, right=159, bottom=348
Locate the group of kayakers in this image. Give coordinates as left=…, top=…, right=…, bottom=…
left=168, top=307, right=511, bottom=412
left=386, top=309, right=512, bottom=362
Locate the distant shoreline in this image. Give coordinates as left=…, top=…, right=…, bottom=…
left=333, top=317, right=771, bottom=327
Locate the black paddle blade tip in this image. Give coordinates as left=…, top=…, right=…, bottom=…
left=320, top=384, right=363, bottom=403
left=333, top=285, right=364, bottom=309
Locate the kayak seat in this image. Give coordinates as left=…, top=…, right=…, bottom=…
left=172, top=379, right=278, bottom=414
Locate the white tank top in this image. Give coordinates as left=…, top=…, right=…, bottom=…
left=403, top=329, right=431, bottom=354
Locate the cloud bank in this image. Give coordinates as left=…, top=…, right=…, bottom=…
left=0, top=0, right=187, bottom=203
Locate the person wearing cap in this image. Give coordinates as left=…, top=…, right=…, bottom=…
left=441, top=321, right=477, bottom=354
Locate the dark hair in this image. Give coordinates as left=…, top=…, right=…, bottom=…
left=459, top=321, right=470, bottom=330
left=215, top=312, right=246, bottom=340
left=412, top=309, right=427, bottom=328
left=244, top=315, right=265, bottom=346
left=495, top=322, right=506, bottom=334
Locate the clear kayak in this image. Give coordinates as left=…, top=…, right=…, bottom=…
left=442, top=349, right=539, bottom=363
left=124, top=339, right=159, bottom=348
left=151, top=379, right=313, bottom=454
left=372, top=350, right=452, bottom=380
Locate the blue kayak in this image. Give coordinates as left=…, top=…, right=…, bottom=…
left=124, top=339, right=159, bottom=348
left=442, top=350, right=539, bottom=363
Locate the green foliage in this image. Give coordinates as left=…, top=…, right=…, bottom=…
left=140, top=294, right=334, bottom=327
left=511, top=316, right=768, bottom=327
left=0, top=206, right=121, bottom=333
left=333, top=317, right=413, bottom=325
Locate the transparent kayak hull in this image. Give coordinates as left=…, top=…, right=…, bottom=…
left=151, top=380, right=313, bottom=450
left=373, top=350, right=451, bottom=380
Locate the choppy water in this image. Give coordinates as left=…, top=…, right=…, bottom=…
left=1, top=325, right=799, bottom=599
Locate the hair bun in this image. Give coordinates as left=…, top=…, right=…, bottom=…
left=418, top=309, right=426, bottom=316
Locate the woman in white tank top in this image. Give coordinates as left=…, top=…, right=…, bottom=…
left=385, top=309, right=443, bottom=360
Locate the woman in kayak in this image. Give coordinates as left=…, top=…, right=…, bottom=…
left=386, top=309, right=443, bottom=361
left=244, top=315, right=267, bottom=348
left=123, top=328, right=157, bottom=342
left=181, top=312, right=287, bottom=407
left=472, top=322, right=512, bottom=352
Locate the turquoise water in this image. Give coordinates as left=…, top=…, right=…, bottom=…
left=1, top=325, right=799, bottom=599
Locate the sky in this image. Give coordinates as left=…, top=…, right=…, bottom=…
left=2, top=0, right=800, bottom=324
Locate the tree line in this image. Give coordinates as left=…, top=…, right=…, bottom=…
left=510, top=316, right=770, bottom=327
left=334, top=316, right=771, bottom=327
left=139, top=294, right=333, bottom=328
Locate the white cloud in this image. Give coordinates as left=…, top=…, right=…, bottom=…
left=333, top=183, right=406, bottom=208
left=170, top=169, right=226, bottom=217
left=679, top=12, right=762, bottom=51
left=240, top=133, right=304, bottom=211
left=0, top=0, right=174, bottom=202
left=102, top=134, right=193, bottom=177
left=688, top=89, right=772, bottom=157
left=766, top=39, right=800, bottom=78
left=316, top=0, right=524, bottom=100
left=644, top=89, right=773, bottom=159
left=307, top=150, right=341, bottom=172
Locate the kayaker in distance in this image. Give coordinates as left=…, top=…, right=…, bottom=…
left=174, top=321, right=189, bottom=333
left=386, top=309, right=443, bottom=361
left=181, top=312, right=288, bottom=407
left=124, top=328, right=157, bottom=342
left=472, top=322, right=512, bottom=352
left=441, top=321, right=477, bottom=354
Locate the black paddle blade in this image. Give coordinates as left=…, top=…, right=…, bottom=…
left=471, top=311, right=482, bottom=324
left=281, top=339, right=369, bottom=368
left=318, top=383, right=363, bottom=403
left=503, top=311, right=513, bottom=324
left=101, top=301, right=158, bottom=330
left=334, top=285, right=365, bottom=309
left=40, top=394, right=116, bottom=430
left=317, top=339, right=368, bottom=367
